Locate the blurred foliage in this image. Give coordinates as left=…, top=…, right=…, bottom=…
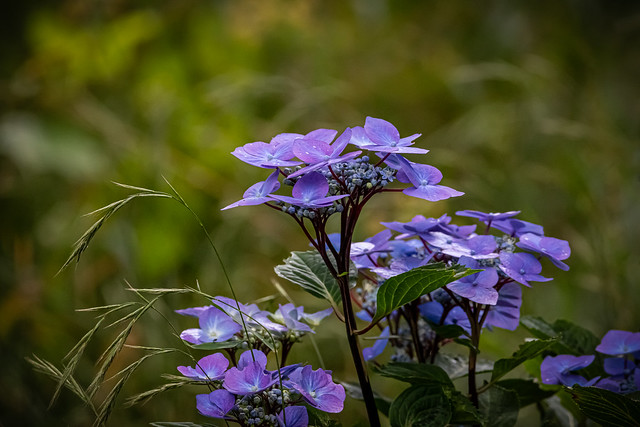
left=1, top=0, right=639, bottom=425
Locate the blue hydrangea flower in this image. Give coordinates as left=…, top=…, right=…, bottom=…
left=288, top=128, right=362, bottom=178
left=286, top=365, right=346, bottom=413
left=223, top=360, right=277, bottom=395
left=490, top=218, right=544, bottom=237
left=447, top=257, right=499, bottom=305
left=221, top=169, right=281, bottom=210
left=516, top=233, right=571, bottom=271
left=456, top=210, right=521, bottom=223
left=540, top=355, right=599, bottom=387
left=350, top=117, right=427, bottom=154
left=395, top=157, right=464, bottom=202
left=177, top=353, right=229, bottom=381
left=180, top=307, right=242, bottom=345
left=196, top=389, right=235, bottom=419
left=484, top=282, right=522, bottom=331
left=271, top=172, right=348, bottom=208
left=424, top=232, right=498, bottom=260
left=498, top=252, right=552, bottom=287
left=231, top=135, right=302, bottom=169
left=596, top=330, right=640, bottom=355
left=277, top=405, right=309, bottom=427
left=363, top=326, right=390, bottom=361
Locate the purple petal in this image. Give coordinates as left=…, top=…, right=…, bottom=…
left=196, top=389, right=235, bottom=418
left=278, top=406, right=309, bottom=427
left=293, top=139, right=333, bottom=163
left=363, top=326, right=390, bottom=361
left=364, top=117, right=400, bottom=146
left=596, top=330, right=640, bottom=355
left=291, top=172, right=329, bottom=201
left=178, top=353, right=229, bottom=380
left=305, top=128, right=338, bottom=143
left=237, top=349, right=268, bottom=370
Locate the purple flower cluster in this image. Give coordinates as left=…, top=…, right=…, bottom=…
left=351, top=210, right=569, bottom=362
left=541, top=329, right=640, bottom=394
left=179, top=349, right=345, bottom=426
left=223, top=117, right=464, bottom=217
left=177, top=297, right=332, bottom=352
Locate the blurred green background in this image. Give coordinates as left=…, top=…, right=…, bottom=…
left=1, top=0, right=639, bottom=425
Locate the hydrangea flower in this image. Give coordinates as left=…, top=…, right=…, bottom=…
left=596, top=330, right=640, bottom=355
left=231, top=134, right=302, bottom=168
left=223, top=360, right=277, bottom=395
left=221, top=169, right=281, bottom=210
left=447, top=257, right=499, bottom=305
left=424, top=233, right=498, bottom=260
left=288, top=128, right=362, bottom=178
left=540, top=355, right=599, bottom=387
left=395, top=157, right=464, bottom=202
left=490, top=218, right=544, bottom=237
left=237, top=349, right=268, bottom=370
left=196, top=389, right=235, bottom=419
left=456, top=210, right=521, bottom=223
left=177, top=353, right=229, bottom=381
left=484, top=282, right=522, bottom=331
left=286, top=365, right=346, bottom=413
left=180, top=307, right=242, bottom=345
left=271, top=172, right=348, bottom=208
left=516, top=233, right=571, bottom=271
left=498, top=252, right=552, bottom=287
left=350, top=117, right=427, bottom=154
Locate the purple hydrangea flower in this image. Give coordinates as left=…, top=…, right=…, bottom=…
left=221, top=169, right=281, bottom=210
left=498, top=252, right=552, bottom=287
left=371, top=255, right=432, bottom=280
left=516, top=233, right=571, bottom=271
left=490, top=218, right=544, bottom=237
left=180, top=307, right=242, bottom=345
left=447, top=257, right=499, bottom=305
left=350, top=229, right=393, bottom=269
left=289, top=128, right=362, bottom=178
left=350, top=117, right=427, bottom=154
left=231, top=134, right=302, bottom=169
left=212, top=296, right=288, bottom=334
left=395, top=157, right=464, bottom=202
left=424, top=232, right=498, bottom=260
left=603, top=357, right=637, bottom=376
left=271, top=172, right=348, bottom=208
left=237, top=349, right=268, bottom=370
left=271, top=303, right=314, bottom=334
left=363, top=326, right=390, bottom=361
left=484, top=282, right=522, bottom=331
left=300, top=307, right=334, bottom=326
left=596, top=330, right=640, bottom=355
left=286, top=365, right=346, bottom=413
left=540, top=355, right=598, bottom=387
left=277, top=405, right=309, bottom=427
left=456, top=210, right=521, bottom=223
left=223, top=361, right=277, bottom=395
left=175, top=305, right=213, bottom=318
left=177, top=353, right=229, bottom=381
left=196, top=389, right=235, bottom=419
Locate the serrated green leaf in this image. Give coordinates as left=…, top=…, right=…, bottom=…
left=496, top=379, right=556, bottom=408
left=520, top=316, right=599, bottom=357
left=274, top=250, right=342, bottom=308
left=447, top=390, right=485, bottom=425
left=479, top=384, right=520, bottom=427
left=373, top=263, right=476, bottom=324
left=567, top=385, right=640, bottom=427
left=389, top=384, right=452, bottom=427
left=374, top=362, right=453, bottom=387
left=490, top=338, right=557, bottom=383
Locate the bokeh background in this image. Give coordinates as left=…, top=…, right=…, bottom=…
left=1, top=0, right=639, bottom=425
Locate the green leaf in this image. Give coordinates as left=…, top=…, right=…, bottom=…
left=447, top=390, right=485, bottom=425
left=389, top=384, right=452, bottom=427
left=372, top=263, right=476, bottom=324
left=479, top=384, right=520, bottom=427
left=431, top=323, right=468, bottom=339
left=274, top=250, right=342, bottom=308
left=374, top=362, right=453, bottom=387
left=567, top=385, right=640, bottom=427
left=191, top=341, right=241, bottom=351
left=520, top=316, right=599, bottom=356
left=306, top=404, right=342, bottom=426
left=496, top=379, right=556, bottom=408
left=490, top=338, right=557, bottom=383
